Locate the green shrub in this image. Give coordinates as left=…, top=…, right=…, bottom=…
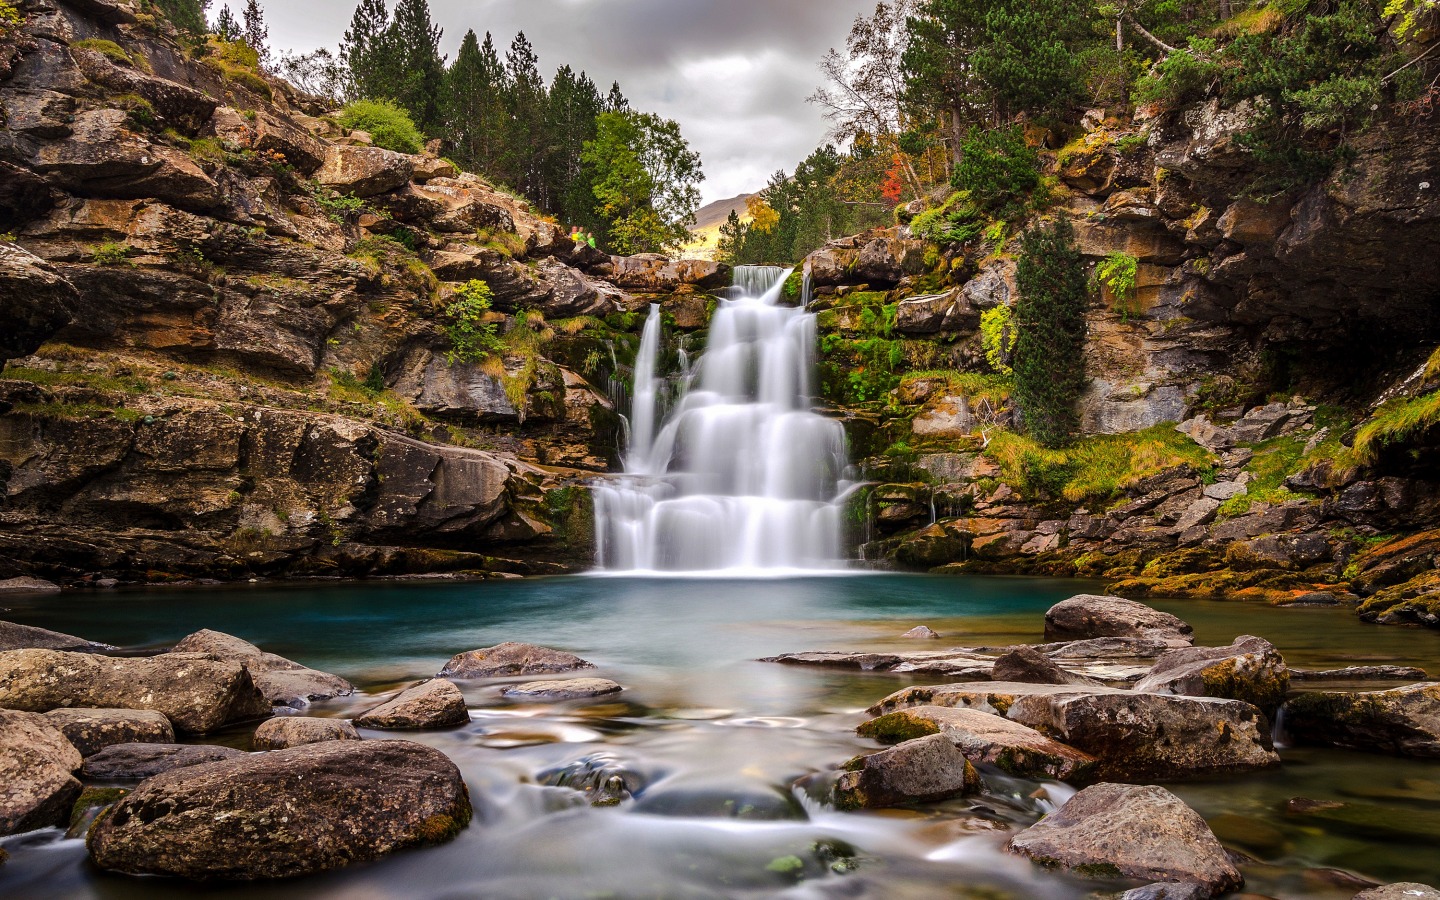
left=202, top=39, right=272, bottom=100
left=1133, top=39, right=1221, bottom=109
left=112, top=93, right=157, bottom=131
left=72, top=39, right=136, bottom=67
left=1093, top=251, right=1139, bottom=317
left=444, top=280, right=503, bottom=364
left=1, top=0, right=24, bottom=33
left=910, top=192, right=984, bottom=245
left=951, top=126, right=1041, bottom=218
left=1352, top=390, right=1440, bottom=467
left=980, top=305, right=1016, bottom=376
left=92, top=242, right=131, bottom=265
left=1013, top=218, right=1088, bottom=448
left=152, top=0, right=206, bottom=37
left=338, top=100, right=426, bottom=155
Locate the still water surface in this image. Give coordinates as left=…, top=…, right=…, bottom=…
left=3, top=574, right=1439, bottom=898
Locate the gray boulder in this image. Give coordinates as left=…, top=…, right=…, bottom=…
left=858, top=705, right=1097, bottom=781
left=252, top=716, right=361, bottom=750
left=354, top=679, right=469, bottom=730
left=0, top=649, right=271, bottom=734
left=43, top=708, right=174, bottom=756
left=87, top=740, right=471, bottom=879
left=440, top=642, right=595, bottom=678
left=1007, top=783, right=1243, bottom=895
left=1134, top=635, right=1289, bottom=714
left=81, top=743, right=247, bottom=779
left=0, top=710, right=82, bottom=835
left=992, top=647, right=1104, bottom=687
left=171, top=629, right=353, bottom=707
left=1044, top=595, right=1194, bottom=645
left=499, top=678, right=623, bottom=701
left=0, top=619, right=112, bottom=652
left=1283, top=682, right=1440, bottom=758
left=833, top=733, right=979, bottom=810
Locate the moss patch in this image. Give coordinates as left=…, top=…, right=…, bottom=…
left=856, top=712, right=940, bottom=745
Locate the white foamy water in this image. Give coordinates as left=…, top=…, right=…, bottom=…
left=594, top=266, right=852, bottom=573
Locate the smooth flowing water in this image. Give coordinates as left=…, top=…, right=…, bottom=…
left=3, top=576, right=1440, bottom=899
left=593, top=266, right=852, bottom=573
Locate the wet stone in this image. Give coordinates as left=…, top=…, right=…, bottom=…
left=44, top=708, right=174, bottom=756
left=252, top=716, right=360, bottom=750
left=1355, top=885, right=1440, bottom=900
left=833, top=733, right=979, bottom=810
left=500, top=678, right=623, bottom=701
left=440, top=642, right=596, bottom=678
left=354, top=679, right=469, bottom=730
left=81, top=743, right=247, bottom=779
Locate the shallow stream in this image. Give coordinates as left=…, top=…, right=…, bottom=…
left=3, top=574, right=1440, bottom=898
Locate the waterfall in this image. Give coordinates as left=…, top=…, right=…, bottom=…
left=593, top=266, right=852, bottom=573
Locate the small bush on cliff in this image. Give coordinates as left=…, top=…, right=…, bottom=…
left=0, top=1, right=22, bottom=34
left=203, top=39, right=272, bottom=100
left=1093, top=251, right=1139, bottom=317
left=980, top=306, right=1016, bottom=377
left=987, top=426, right=1214, bottom=504
left=444, top=280, right=503, bottom=365
left=339, top=100, right=426, bottom=155
left=951, top=126, right=1042, bottom=219
left=72, top=39, right=145, bottom=70
left=92, top=243, right=131, bottom=266
left=1013, top=219, right=1088, bottom=448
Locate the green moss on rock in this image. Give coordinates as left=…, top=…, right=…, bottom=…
left=856, top=711, right=941, bottom=744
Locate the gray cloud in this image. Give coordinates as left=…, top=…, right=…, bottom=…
left=256, top=0, right=878, bottom=201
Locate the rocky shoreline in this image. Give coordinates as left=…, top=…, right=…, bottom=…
left=2, top=591, right=1439, bottom=895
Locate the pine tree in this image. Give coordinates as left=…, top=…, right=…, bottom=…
left=502, top=32, right=548, bottom=199
left=1012, top=218, right=1090, bottom=448
left=604, top=81, right=629, bottom=113
left=388, top=0, right=445, bottom=133
left=545, top=66, right=603, bottom=225
left=442, top=30, right=506, bottom=173
left=241, top=0, right=269, bottom=66
left=341, top=0, right=398, bottom=102
left=214, top=4, right=238, bottom=40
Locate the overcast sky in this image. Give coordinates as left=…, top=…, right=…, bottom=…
left=246, top=0, right=879, bottom=204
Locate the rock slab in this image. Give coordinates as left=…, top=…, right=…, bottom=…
left=0, top=649, right=270, bottom=734
left=355, top=679, right=469, bottom=730
left=833, top=733, right=979, bottom=810
left=858, top=705, right=1097, bottom=782
left=440, top=642, right=595, bottom=678
left=0, top=709, right=82, bottom=835
left=500, top=678, right=623, bottom=701
left=1133, top=635, right=1290, bottom=714
left=0, top=619, right=112, bottom=652
left=171, top=629, right=354, bottom=707
left=43, top=708, right=174, bottom=756
left=1283, top=682, right=1440, bottom=758
left=1007, top=783, right=1243, bottom=895
left=87, top=740, right=472, bottom=879
left=252, top=716, right=361, bottom=750
left=81, top=743, right=247, bottom=779
left=992, top=647, right=1104, bottom=687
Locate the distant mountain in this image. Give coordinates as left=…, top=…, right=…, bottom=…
left=682, top=192, right=757, bottom=260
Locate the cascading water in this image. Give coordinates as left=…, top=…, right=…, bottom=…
left=594, top=266, right=852, bottom=573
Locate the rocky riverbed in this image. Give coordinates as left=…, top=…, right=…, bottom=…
left=3, top=578, right=1440, bottom=898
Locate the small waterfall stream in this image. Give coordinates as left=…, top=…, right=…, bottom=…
left=594, top=266, right=852, bottom=573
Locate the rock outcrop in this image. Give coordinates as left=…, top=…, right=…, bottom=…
left=1133, top=635, right=1289, bottom=714
left=833, top=733, right=979, bottom=810
left=1007, top=783, right=1243, bottom=896
left=0, top=648, right=270, bottom=734
left=87, top=740, right=471, bottom=879
left=858, top=705, right=1097, bottom=781
left=1044, top=595, right=1194, bottom=645
left=0, top=619, right=111, bottom=652
left=43, top=708, right=174, bottom=756
left=170, top=629, right=352, bottom=707
left=1283, top=682, right=1440, bottom=758
left=0, top=709, right=82, bottom=835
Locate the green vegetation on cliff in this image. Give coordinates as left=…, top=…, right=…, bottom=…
left=1013, top=219, right=1088, bottom=448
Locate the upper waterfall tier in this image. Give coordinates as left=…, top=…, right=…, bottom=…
left=594, top=266, right=852, bottom=573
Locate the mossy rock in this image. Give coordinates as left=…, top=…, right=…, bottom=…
left=856, top=711, right=942, bottom=744
left=67, top=787, right=129, bottom=839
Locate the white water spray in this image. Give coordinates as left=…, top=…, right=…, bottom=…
left=594, top=266, right=852, bottom=573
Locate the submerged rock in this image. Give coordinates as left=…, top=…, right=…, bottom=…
left=1133, top=635, right=1289, bottom=714
left=170, top=629, right=354, bottom=707
left=1044, top=595, right=1193, bottom=645
left=1120, top=883, right=1210, bottom=900
left=87, top=740, right=472, bottom=880
left=1291, top=665, right=1429, bottom=682
left=0, top=709, right=82, bottom=836
left=355, top=679, right=469, bottom=730
left=81, top=743, right=247, bottom=779
left=500, top=678, right=623, bottom=700
left=43, top=708, right=174, bottom=756
left=0, top=649, right=270, bottom=734
left=0, top=619, right=112, bottom=652
left=252, top=716, right=360, bottom=750
left=1007, top=783, right=1243, bottom=895
left=992, top=647, right=1104, bottom=687
left=833, top=733, right=979, bottom=810
left=1283, top=683, right=1440, bottom=758
left=1354, top=884, right=1440, bottom=899
left=858, top=705, right=1097, bottom=781
left=440, top=642, right=596, bottom=678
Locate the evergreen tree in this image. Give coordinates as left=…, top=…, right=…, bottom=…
left=604, top=81, right=629, bottom=113
left=443, top=30, right=506, bottom=174
left=241, top=0, right=269, bottom=66
left=502, top=32, right=548, bottom=198
left=973, top=0, right=1087, bottom=116
left=213, top=4, right=238, bottom=40
left=341, top=0, right=398, bottom=102
left=545, top=66, right=603, bottom=226
left=388, top=0, right=445, bottom=133
left=155, top=0, right=209, bottom=38
left=1013, top=219, right=1089, bottom=448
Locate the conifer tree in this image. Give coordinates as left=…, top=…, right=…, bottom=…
left=502, top=32, right=548, bottom=198
left=443, top=30, right=506, bottom=173
left=341, top=0, right=397, bottom=101
left=213, top=4, right=238, bottom=40
left=545, top=65, right=603, bottom=225
left=388, top=0, right=445, bottom=133
left=1013, top=219, right=1089, bottom=448
left=241, top=0, right=269, bottom=66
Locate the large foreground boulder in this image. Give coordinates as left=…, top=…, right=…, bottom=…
left=171, top=630, right=354, bottom=707
left=87, top=740, right=471, bottom=879
left=0, top=649, right=270, bottom=734
left=1283, top=682, right=1440, bottom=758
left=833, top=733, right=979, bottom=810
left=858, top=705, right=1097, bottom=781
left=1007, top=783, right=1243, bottom=896
left=81, top=744, right=247, bottom=779
left=252, top=716, right=360, bottom=750
left=354, top=679, right=469, bottom=730
left=43, top=708, right=174, bottom=756
left=1045, top=595, right=1194, bottom=645
left=1133, top=635, right=1289, bottom=714
left=0, top=619, right=112, bottom=652
left=440, top=642, right=596, bottom=678
left=869, top=682, right=1279, bottom=780
left=0, top=710, right=82, bottom=835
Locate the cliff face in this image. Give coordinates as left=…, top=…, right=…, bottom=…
left=0, top=0, right=725, bottom=581
left=802, top=99, right=1440, bottom=625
